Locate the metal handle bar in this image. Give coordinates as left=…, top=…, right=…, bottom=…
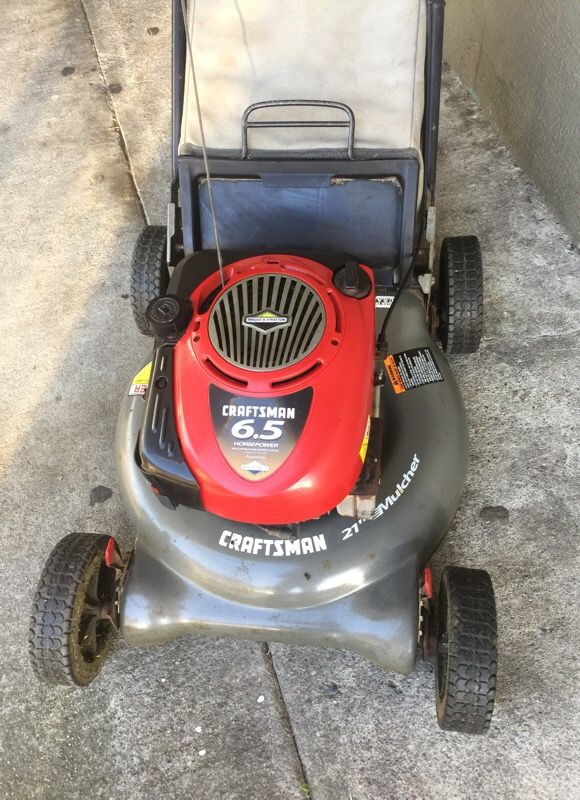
left=241, top=100, right=356, bottom=159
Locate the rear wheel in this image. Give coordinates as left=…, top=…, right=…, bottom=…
left=436, top=566, right=497, bottom=733
left=29, top=533, right=120, bottom=687
left=130, top=225, right=169, bottom=335
left=438, top=236, right=483, bottom=354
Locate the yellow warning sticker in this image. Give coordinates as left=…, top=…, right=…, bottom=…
left=129, top=362, right=152, bottom=396
left=359, top=416, right=371, bottom=462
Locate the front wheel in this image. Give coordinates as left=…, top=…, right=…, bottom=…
left=435, top=566, right=497, bottom=733
left=29, top=533, right=121, bottom=687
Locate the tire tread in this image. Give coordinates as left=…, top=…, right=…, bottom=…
left=436, top=566, right=497, bottom=734
left=28, top=533, right=112, bottom=687
left=440, top=236, right=483, bottom=354
left=130, top=225, right=169, bottom=335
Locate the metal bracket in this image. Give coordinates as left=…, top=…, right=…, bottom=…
left=336, top=417, right=383, bottom=520
left=241, top=100, right=356, bottom=160
left=421, top=206, right=437, bottom=300
left=166, top=202, right=176, bottom=265
left=418, top=273, right=435, bottom=294
left=426, top=206, right=437, bottom=273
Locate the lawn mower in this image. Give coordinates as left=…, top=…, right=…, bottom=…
left=29, top=0, right=497, bottom=733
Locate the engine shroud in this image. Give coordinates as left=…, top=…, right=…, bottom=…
left=173, top=254, right=375, bottom=524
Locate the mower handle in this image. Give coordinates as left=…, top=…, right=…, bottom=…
left=241, top=100, right=355, bottom=159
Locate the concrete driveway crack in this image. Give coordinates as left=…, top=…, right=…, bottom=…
left=77, top=0, right=148, bottom=226
left=260, top=642, right=312, bottom=798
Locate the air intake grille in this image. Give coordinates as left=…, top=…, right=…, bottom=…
left=208, top=273, right=326, bottom=371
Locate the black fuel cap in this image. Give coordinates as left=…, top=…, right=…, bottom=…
left=333, top=260, right=372, bottom=299
left=145, top=295, right=193, bottom=341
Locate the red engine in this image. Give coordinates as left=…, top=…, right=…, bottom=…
left=172, top=254, right=375, bottom=524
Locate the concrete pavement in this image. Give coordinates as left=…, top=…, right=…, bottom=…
left=0, top=3, right=304, bottom=799
left=0, top=2, right=578, bottom=799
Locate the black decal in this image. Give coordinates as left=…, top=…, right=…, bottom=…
left=210, top=386, right=313, bottom=481
left=385, top=347, right=443, bottom=394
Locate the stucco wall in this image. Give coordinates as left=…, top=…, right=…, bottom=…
left=445, top=0, right=580, bottom=241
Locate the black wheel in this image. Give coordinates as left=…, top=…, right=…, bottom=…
left=29, top=533, right=120, bottom=687
left=436, top=566, right=497, bottom=734
left=130, top=225, right=169, bottom=335
left=438, top=236, right=483, bottom=354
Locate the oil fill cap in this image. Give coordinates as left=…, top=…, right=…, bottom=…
left=334, top=261, right=372, bottom=299
left=146, top=295, right=193, bottom=341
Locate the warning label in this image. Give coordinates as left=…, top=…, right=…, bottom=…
left=385, top=347, right=443, bottom=394
left=129, top=362, right=152, bottom=396
left=359, top=416, right=371, bottom=462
